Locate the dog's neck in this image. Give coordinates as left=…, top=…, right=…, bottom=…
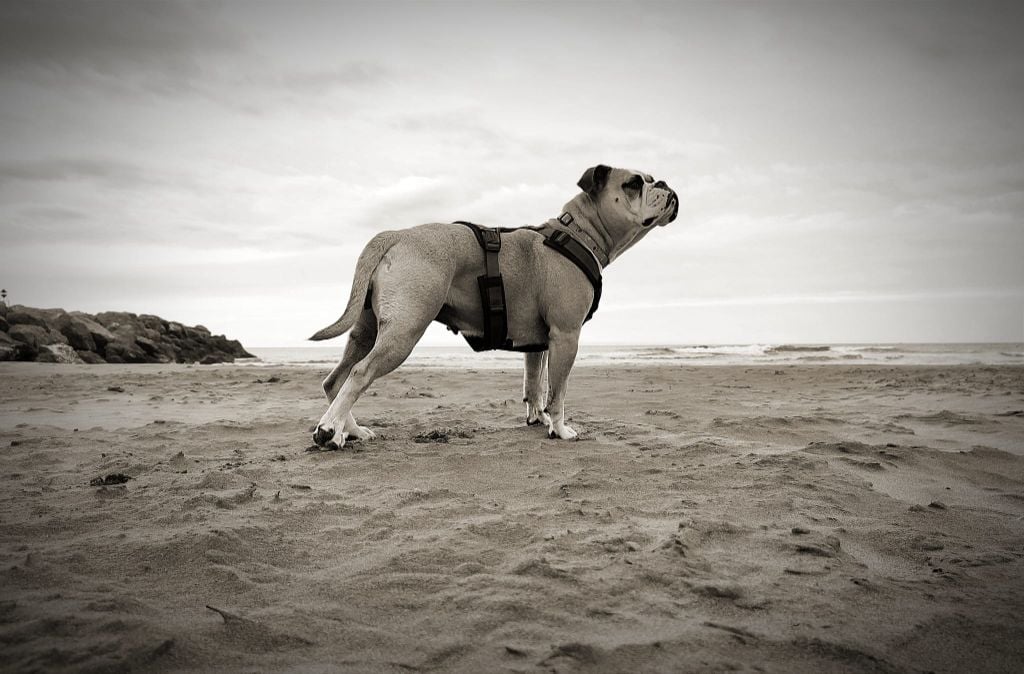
left=561, top=195, right=615, bottom=267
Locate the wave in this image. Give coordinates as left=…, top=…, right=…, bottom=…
left=765, top=344, right=831, bottom=353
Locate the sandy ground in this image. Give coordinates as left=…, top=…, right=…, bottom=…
left=1, top=362, right=1023, bottom=673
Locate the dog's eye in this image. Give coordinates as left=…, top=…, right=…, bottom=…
left=623, top=176, right=643, bottom=193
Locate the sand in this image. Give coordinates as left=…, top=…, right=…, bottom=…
left=1, top=361, right=1023, bottom=672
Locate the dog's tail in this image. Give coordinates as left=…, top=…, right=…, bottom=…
left=308, top=231, right=402, bottom=341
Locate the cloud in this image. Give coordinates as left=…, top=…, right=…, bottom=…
left=0, top=2, right=242, bottom=74
left=0, top=157, right=193, bottom=190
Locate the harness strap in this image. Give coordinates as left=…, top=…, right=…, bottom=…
left=538, top=222, right=603, bottom=322
left=456, top=221, right=510, bottom=351
left=553, top=212, right=609, bottom=268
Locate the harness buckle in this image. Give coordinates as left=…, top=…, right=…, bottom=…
left=479, top=229, right=501, bottom=252
left=557, top=212, right=574, bottom=226
left=549, top=230, right=571, bottom=247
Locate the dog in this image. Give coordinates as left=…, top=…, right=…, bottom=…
left=309, top=164, right=678, bottom=449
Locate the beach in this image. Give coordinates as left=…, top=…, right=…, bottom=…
left=1, top=361, right=1023, bottom=672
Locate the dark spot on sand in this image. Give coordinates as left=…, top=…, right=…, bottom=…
left=89, top=474, right=132, bottom=486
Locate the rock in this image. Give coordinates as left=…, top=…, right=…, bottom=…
left=5, top=305, right=55, bottom=329
left=137, top=314, right=166, bottom=332
left=0, top=315, right=8, bottom=332
left=104, top=337, right=149, bottom=363
left=0, top=331, right=31, bottom=361
left=94, top=311, right=138, bottom=329
left=4, top=304, right=251, bottom=364
left=68, top=312, right=115, bottom=350
left=77, top=350, right=107, bottom=364
left=8, top=324, right=66, bottom=349
left=56, top=313, right=97, bottom=352
left=39, top=344, right=84, bottom=364
left=135, top=335, right=160, bottom=356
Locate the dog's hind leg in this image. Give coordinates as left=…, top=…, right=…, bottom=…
left=313, top=255, right=446, bottom=449
left=312, top=317, right=431, bottom=449
left=322, top=310, right=377, bottom=401
left=544, top=327, right=580, bottom=440
left=321, top=310, right=378, bottom=441
left=523, top=351, right=550, bottom=426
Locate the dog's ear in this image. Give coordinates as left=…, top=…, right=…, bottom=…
left=577, top=164, right=611, bottom=195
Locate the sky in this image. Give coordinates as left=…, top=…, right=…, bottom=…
left=1, top=0, right=1022, bottom=347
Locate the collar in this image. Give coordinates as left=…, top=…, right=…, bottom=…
left=549, top=212, right=609, bottom=268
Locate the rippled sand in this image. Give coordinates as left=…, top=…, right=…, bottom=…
left=1, top=362, right=1022, bottom=672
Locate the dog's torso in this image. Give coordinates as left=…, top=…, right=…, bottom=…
left=374, top=222, right=595, bottom=350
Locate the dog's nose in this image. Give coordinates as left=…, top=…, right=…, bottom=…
left=654, top=180, right=668, bottom=190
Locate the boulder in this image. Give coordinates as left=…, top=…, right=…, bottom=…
left=0, top=315, right=8, bottom=332
left=6, top=306, right=55, bottom=329
left=104, top=337, right=149, bottom=363
left=69, top=312, right=115, bottom=350
left=38, top=344, right=84, bottom=364
left=76, top=350, right=107, bottom=364
left=135, top=335, right=160, bottom=356
left=56, top=313, right=98, bottom=352
left=9, top=324, right=67, bottom=349
left=138, top=314, right=166, bottom=332
left=94, top=311, right=138, bottom=330
left=134, top=335, right=172, bottom=361
left=0, top=331, right=30, bottom=361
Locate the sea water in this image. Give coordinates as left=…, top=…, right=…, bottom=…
left=243, top=343, right=1024, bottom=368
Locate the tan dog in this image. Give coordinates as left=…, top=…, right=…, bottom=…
left=310, top=165, right=678, bottom=449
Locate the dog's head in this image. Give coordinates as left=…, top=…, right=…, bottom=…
left=577, top=165, right=679, bottom=229
left=574, top=164, right=678, bottom=261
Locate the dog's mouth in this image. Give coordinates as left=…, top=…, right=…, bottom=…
left=642, top=191, right=679, bottom=228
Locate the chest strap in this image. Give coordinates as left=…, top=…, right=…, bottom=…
left=537, top=220, right=603, bottom=322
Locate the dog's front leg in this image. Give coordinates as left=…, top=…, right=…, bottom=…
left=545, top=327, right=580, bottom=440
left=523, top=351, right=550, bottom=426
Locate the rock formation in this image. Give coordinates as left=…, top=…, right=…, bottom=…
left=0, top=304, right=254, bottom=364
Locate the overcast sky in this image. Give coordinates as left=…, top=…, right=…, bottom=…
left=1, top=0, right=1022, bottom=346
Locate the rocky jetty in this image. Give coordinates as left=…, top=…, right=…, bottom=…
left=0, top=304, right=254, bottom=364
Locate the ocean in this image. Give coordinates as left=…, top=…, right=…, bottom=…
left=244, top=343, right=1024, bottom=368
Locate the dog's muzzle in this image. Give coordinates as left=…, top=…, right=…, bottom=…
left=642, top=182, right=679, bottom=227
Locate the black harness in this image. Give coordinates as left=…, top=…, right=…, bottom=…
left=454, top=215, right=603, bottom=352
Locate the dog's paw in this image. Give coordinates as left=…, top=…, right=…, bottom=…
left=548, top=423, right=578, bottom=440
left=526, top=404, right=551, bottom=427
left=345, top=424, right=376, bottom=441
left=312, top=424, right=346, bottom=449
